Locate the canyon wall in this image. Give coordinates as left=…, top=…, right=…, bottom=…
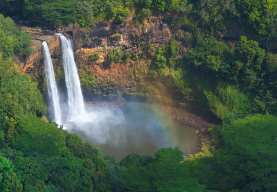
left=17, top=16, right=214, bottom=141
left=17, top=28, right=60, bottom=79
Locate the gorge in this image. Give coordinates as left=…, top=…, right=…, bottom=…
left=2, top=1, right=277, bottom=190
left=42, top=33, right=199, bottom=161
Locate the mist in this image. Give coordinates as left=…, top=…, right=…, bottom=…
left=60, top=101, right=198, bottom=161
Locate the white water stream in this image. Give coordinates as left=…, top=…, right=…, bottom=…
left=69, top=37, right=74, bottom=50
left=58, top=34, right=86, bottom=120
left=42, top=41, right=62, bottom=126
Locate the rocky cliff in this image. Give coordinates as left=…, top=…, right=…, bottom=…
left=57, top=16, right=192, bottom=103
left=17, top=26, right=60, bottom=79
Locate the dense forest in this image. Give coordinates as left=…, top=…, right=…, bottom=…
left=1, top=0, right=277, bottom=191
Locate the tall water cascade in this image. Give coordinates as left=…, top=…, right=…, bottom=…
left=58, top=34, right=86, bottom=119
left=42, top=41, right=62, bottom=126
left=69, top=37, right=74, bottom=50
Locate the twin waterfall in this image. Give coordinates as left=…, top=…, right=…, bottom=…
left=42, top=34, right=85, bottom=125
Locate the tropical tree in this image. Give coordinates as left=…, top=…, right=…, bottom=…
left=218, top=114, right=277, bottom=192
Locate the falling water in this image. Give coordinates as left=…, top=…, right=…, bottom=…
left=69, top=37, right=74, bottom=50
left=42, top=41, right=62, bottom=126
left=58, top=34, right=85, bottom=119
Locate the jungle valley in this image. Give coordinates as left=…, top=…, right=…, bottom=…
left=1, top=0, right=277, bottom=191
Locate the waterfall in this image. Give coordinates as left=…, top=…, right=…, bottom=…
left=58, top=34, right=86, bottom=119
left=42, top=41, right=62, bottom=126
left=69, top=37, right=74, bottom=50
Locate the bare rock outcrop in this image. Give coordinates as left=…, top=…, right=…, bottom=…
left=17, top=27, right=60, bottom=79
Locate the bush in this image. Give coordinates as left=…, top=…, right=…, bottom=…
left=103, top=61, right=112, bottom=68
left=124, top=50, right=132, bottom=59
left=107, top=48, right=123, bottom=62
left=89, top=53, right=99, bottom=61
left=104, top=1, right=130, bottom=22
left=237, top=0, right=277, bottom=35
left=135, top=8, right=151, bottom=23
left=155, top=47, right=167, bottom=69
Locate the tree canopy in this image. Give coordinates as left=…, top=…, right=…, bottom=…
left=218, top=114, right=277, bottom=192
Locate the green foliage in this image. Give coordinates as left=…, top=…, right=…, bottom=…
left=0, top=59, right=46, bottom=134
left=105, top=2, right=131, bottom=22
left=151, top=0, right=189, bottom=13
left=12, top=154, right=49, bottom=191
left=237, top=36, right=265, bottom=70
left=133, top=8, right=151, bottom=23
left=124, top=50, right=132, bottom=59
left=237, top=0, right=277, bottom=35
left=103, top=61, right=112, bottom=68
left=218, top=114, right=277, bottom=191
left=0, top=16, right=44, bottom=132
left=12, top=117, right=65, bottom=156
left=185, top=154, right=236, bottom=192
left=191, top=0, right=238, bottom=30
left=89, top=53, right=99, bottom=61
left=117, top=148, right=209, bottom=192
left=185, top=38, right=229, bottom=73
left=155, top=46, right=167, bottom=69
left=174, top=46, right=252, bottom=120
left=76, top=1, right=94, bottom=27
left=23, top=0, right=77, bottom=26
left=0, top=0, right=77, bottom=26
left=0, top=153, right=23, bottom=191
left=183, top=35, right=277, bottom=118
left=0, top=0, right=189, bottom=27
left=0, top=119, right=114, bottom=191
left=133, top=0, right=152, bottom=9
left=152, top=0, right=166, bottom=11
left=170, top=39, right=178, bottom=57
left=141, top=41, right=156, bottom=59
left=79, top=70, right=97, bottom=94
left=154, top=147, right=183, bottom=164
left=0, top=14, right=32, bottom=59
left=120, top=153, right=153, bottom=169
left=108, top=48, right=124, bottom=62
left=0, top=0, right=276, bottom=35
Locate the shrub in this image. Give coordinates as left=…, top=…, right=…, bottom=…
left=107, top=48, right=123, bottom=62
left=103, top=61, right=112, bottom=68
left=89, top=53, right=99, bottom=61
left=155, top=47, right=167, bottom=69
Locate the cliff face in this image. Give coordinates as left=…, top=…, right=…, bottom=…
left=56, top=16, right=186, bottom=102
left=17, top=27, right=60, bottom=79
left=18, top=16, right=175, bottom=86
left=70, top=16, right=172, bottom=49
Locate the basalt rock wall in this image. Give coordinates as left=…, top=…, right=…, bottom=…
left=56, top=16, right=189, bottom=104
left=17, top=27, right=61, bottom=80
